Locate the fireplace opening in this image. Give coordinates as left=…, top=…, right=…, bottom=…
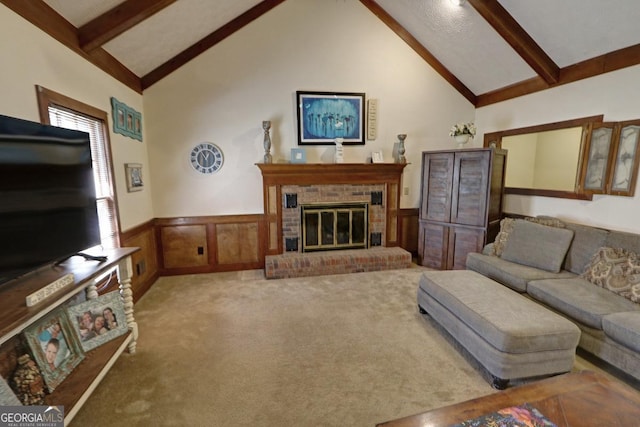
left=301, top=203, right=368, bottom=252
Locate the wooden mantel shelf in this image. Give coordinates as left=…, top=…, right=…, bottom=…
left=256, top=163, right=408, bottom=185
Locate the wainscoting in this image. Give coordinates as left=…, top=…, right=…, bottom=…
left=119, top=209, right=419, bottom=301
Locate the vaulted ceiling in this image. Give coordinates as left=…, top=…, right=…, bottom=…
left=3, top=0, right=640, bottom=107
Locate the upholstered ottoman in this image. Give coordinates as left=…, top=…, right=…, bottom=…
left=417, top=270, right=581, bottom=389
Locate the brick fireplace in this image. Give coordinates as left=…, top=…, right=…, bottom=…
left=256, top=163, right=411, bottom=278
left=282, top=184, right=384, bottom=253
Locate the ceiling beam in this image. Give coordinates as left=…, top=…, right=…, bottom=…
left=0, top=0, right=142, bottom=93
left=359, top=0, right=476, bottom=105
left=79, top=0, right=177, bottom=52
left=141, top=0, right=287, bottom=90
left=476, top=42, right=640, bottom=107
left=468, top=0, right=559, bottom=85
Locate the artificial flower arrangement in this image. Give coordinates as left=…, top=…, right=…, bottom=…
left=449, top=122, right=477, bottom=138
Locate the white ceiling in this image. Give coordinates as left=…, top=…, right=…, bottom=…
left=36, top=0, right=640, bottom=102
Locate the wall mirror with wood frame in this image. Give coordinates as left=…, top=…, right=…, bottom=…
left=484, top=115, right=603, bottom=200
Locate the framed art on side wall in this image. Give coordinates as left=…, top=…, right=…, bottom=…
left=296, top=91, right=365, bottom=145
left=111, top=97, right=142, bottom=141
left=125, top=163, right=143, bottom=192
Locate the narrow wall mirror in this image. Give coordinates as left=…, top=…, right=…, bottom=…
left=484, top=115, right=603, bottom=200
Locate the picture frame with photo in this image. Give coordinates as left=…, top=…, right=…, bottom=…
left=23, top=309, right=85, bottom=392
left=296, top=91, right=365, bottom=145
left=371, top=151, right=384, bottom=163
left=125, top=163, right=143, bottom=192
left=608, top=120, right=640, bottom=196
left=66, top=291, right=129, bottom=353
left=290, top=148, right=306, bottom=164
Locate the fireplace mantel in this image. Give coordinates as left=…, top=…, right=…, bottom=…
left=256, top=163, right=407, bottom=185
left=256, top=163, right=407, bottom=255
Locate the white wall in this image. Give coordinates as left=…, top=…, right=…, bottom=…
left=143, top=0, right=475, bottom=217
left=476, top=64, right=640, bottom=233
left=9, top=0, right=634, bottom=235
left=0, top=5, right=153, bottom=232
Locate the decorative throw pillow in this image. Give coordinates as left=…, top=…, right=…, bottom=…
left=582, top=247, right=640, bottom=304
left=529, top=216, right=566, bottom=229
left=500, top=220, right=574, bottom=273
left=624, top=253, right=640, bottom=303
left=491, top=218, right=515, bottom=256
left=490, top=216, right=565, bottom=257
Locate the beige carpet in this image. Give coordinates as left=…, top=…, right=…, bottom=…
left=70, top=266, right=613, bottom=426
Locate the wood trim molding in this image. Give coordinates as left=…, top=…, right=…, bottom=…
left=256, top=163, right=408, bottom=185
left=477, top=43, right=640, bottom=107
left=359, top=0, right=476, bottom=105
left=79, top=0, right=177, bottom=51
left=5, top=0, right=640, bottom=104
left=468, top=0, right=559, bottom=84
left=141, top=0, right=287, bottom=89
left=0, top=0, right=142, bottom=93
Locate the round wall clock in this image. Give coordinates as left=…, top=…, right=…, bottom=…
left=190, top=142, right=224, bottom=174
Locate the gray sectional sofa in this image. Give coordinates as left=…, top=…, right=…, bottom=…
left=466, top=217, right=640, bottom=382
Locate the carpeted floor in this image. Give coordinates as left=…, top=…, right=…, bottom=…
left=69, top=266, right=617, bottom=426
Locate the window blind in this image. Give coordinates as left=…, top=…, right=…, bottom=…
left=48, top=106, right=118, bottom=249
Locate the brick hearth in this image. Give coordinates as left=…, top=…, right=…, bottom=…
left=264, top=247, right=412, bottom=279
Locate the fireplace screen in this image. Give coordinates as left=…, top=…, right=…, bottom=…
left=301, top=203, right=368, bottom=252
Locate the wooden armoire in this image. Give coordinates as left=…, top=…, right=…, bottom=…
left=418, top=148, right=507, bottom=270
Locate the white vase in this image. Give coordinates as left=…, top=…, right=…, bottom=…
left=454, top=134, right=470, bottom=147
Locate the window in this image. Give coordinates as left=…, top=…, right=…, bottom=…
left=36, top=85, right=120, bottom=249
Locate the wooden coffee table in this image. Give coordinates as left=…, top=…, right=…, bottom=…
left=376, top=371, right=640, bottom=426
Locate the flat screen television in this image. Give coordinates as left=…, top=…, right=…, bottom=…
left=0, top=114, right=101, bottom=286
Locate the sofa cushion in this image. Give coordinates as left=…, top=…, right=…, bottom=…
left=602, top=312, right=640, bottom=352
left=527, top=277, right=640, bottom=329
left=562, top=222, right=609, bottom=274
left=605, top=230, right=640, bottom=255
left=582, top=247, right=640, bottom=304
left=491, top=217, right=566, bottom=257
left=466, top=252, right=576, bottom=293
left=501, top=220, right=575, bottom=273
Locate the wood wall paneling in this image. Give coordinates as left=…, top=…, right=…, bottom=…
left=113, top=208, right=416, bottom=300
left=120, top=223, right=158, bottom=302
left=155, top=215, right=266, bottom=275
left=399, top=208, right=419, bottom=255
left=215, top=223, right=260, bottom=265
left=160, top=225, right=208, bottom=269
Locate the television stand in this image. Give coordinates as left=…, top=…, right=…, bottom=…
left=0, top=247, right=139, bottom=424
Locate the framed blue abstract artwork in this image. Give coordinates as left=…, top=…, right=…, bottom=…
left=296, top=91, right=365, bottom=145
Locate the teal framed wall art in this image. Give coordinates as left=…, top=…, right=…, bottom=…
left=111, top=97, right=142, bottom=141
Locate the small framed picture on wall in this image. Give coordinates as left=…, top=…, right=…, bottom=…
left=125, top=163, right=143, bottom=192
